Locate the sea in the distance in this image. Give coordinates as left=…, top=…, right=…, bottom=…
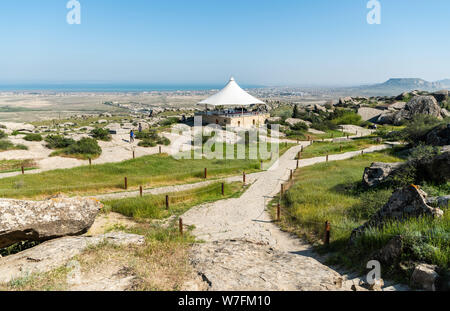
left=0, top=83, right=263, bottom=92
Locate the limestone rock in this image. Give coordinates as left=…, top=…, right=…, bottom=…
left=351, top=186, right=443, bottom=241
left=411, top=264, right=439, bottom=291
left=285, top=118, right=311, bottom=128
left=362, top=162, right=404, bottom=187
left=392, top=96, right=442, bottom=125
left=0, top=197, right=102, bottom=249
left=0, top=232, right=144, bottom=284
left=430, top=90, right=448, bottom=102
left=374, top=236, right=404, bottom=264
left=425, top=124, right=450, bottom=146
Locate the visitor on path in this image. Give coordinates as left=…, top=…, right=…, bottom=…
left=138, top=123, right=142, bottom=133
left=130, top=130, right=135, bottom=143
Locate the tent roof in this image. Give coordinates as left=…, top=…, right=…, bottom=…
left=199, top=77, right=264, bottom=107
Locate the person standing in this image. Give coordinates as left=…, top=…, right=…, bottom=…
left=130, top=130, right=135, bottom=143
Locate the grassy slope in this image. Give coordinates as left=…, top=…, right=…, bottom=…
left=104, top=182, right=245, bottom=220
left=0, top=143, right=292, bottom=199
left=299, top=138, right=380, bottom=159
left=270, top=150, right=450, bottom=276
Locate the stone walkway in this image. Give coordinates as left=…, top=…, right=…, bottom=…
left=182, top=143, right=393, bottom=291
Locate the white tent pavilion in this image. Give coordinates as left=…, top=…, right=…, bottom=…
left=199, top=77, right=264, bottom=107
left=197, top=77, right=269, bottom=128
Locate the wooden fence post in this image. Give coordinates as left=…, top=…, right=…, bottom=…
left=133, top=151, right=135, bottom=159
left=290, top=170, right=293, bottom=180
left=324, top=221, right=331, bottom=245
left=243, top=172, right=246, bottom=184
left=296, top=159, right=299, bottom=169
left=277, top=203, right=281, bottom=221
left=326, top=154, right=329, bottom=162
left=361, top=150, right=364, bottom=156
left=204, top=168, right=207, bottom=179
left=221, top=183, right=225, bottom=196
left=281, top=184, right=284, bottom=196
left=166, top=195, right=169, bottom=210
left=159, top=146, right=162, bottom=154
left=21, top=166, right=25, bottom=175
left=179, top=218, right=183, bottom=236
left=139, top=186, right=143, bottom=197
left=124, top=177, right=128, bottom=190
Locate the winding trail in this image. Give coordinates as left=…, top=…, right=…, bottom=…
left=182, top=143, right=392, bottom=291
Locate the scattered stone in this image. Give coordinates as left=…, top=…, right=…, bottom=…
left=362, top=162, right=404, bottom=187
left=0, top=197, right=103, bottom=249
left=411, top=264, right=439, bottom=291
left=426, top=195, right=450, bottom=208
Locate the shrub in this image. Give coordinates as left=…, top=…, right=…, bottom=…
left=399, top=115, right=443, bottom=144
left=90, top=128, right=112, bottom=141
left=290, top=122, right=308, bottom=131
left=348, top=189, right=393, bottom=220
left=138, top=139, right=157, bottom=148
left=23, top=133, right=43, bottom=142
left=0, top=130, right=7, bottom=139
left=15, top=144, right=28, bottom=150
left=64, top=138, right=102, bottom=157
left=331, top=111, right=362, bottom=125
left=45, top=135, right=75, bottom=149
left=311, top=120, right=338, bottom=131
left=160, top=117, right=179, bottom=127
left=0, top=140, right=14, bottom=150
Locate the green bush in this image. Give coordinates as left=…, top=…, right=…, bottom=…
left=331, top=111, right=362, bottom=125
left=0, top=140, right=14, bottom=150
left=90, top=128, right=112, bottom=141
left=399, top=115, right=443, bottom=144
left=23, top=133, right=43, bottom=142
left=138, top=139, right=157, bottom=148
left=15, top=144, right=28, bottom=150
left=290, top=122, right=308, bottom=131
left=45, top=135, right=75, bottom=149
left=64, top=138, right=102, bottom=157
left=0, top=131, right=7, bottom=139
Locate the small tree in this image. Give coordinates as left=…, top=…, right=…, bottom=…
left=293, top=104, right=301, bottom=118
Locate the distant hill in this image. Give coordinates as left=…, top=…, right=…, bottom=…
left=342, top=78, right=450, bottom=96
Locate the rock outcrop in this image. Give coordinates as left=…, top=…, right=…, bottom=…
left=410, top=264, right=439, bottom=291
left=0, top=232, right=144, bottom=284
left=351, top=186, right=444, bottom=241
left=285, top=118, right=311, bottom=128
left=430, top=90, right=448, bottom=103
left=377, top=96, right=443, bottom=125
left=392, top=96, right=442, bottom=125
left=0, top=197, right=102, bottom=249
left=414, top=145, right=450, bottom=184
left=362, top=162, right=404, bottom=187
left=425, top=124, right=450, bottom=146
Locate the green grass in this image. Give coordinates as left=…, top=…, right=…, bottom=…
left=270, top=149, right=449, bottom=277
left=103, top=182, right=245, bottom=220
left=0, top=159, right=37, bottom=173
left=299, top=138, right=381, bottom=159
left=0, top=154, right=259, bottom=199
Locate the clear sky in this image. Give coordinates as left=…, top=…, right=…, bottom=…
left=1, top=0, right=449, bottom=86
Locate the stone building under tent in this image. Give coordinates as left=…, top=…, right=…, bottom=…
left=196, top=77, right=269, bottom=128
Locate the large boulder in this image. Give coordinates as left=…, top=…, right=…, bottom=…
left=351, top=186, right=443, bottom=242
left=425, top=124, right=450, bottom=146
left=392, top=96, right=442, bottom=125
left=285, top=118, right=311, bottom=128
left=414, top=145, right=450, bottom=183
left=411, top=264, right=439, bottom=291
left=0, top=197, right=102, bottom=249
left=362, top=162, right=404, bottom=187
left=430, top=90, right=448, bottom=103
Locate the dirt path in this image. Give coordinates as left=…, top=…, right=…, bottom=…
left=182, top=143, right=393, bottom=291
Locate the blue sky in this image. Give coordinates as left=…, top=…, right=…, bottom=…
left=1, top=0, right=449, bottom=86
